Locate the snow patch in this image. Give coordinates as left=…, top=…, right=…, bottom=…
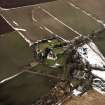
left=51, top=63, right=60, bottom=68
left=92, top=70, right=105, bottom=81
left=78, top=41, right=105, bottom=94
left=72, top=89, right=82, bottom=96
left=77, top=42, right=105, bottom=68
left=13, top=21, right=19, bottom=26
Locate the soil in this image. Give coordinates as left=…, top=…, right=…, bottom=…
left=64, top=90, right=105, bottom=105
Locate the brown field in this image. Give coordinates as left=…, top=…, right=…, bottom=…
left=0, top=3, right=78, bottom=42
left=1, top=0, right=103, bottom=43
left=67, top=0, right=105, bottom=23
left=32, top=7, right=78, bottom=40
left=0, top=0, right=55, bottom=35
left=40, top=0, right=103, bottom=35
left=64, top=90, right=105, bottom=105
left=1, top=6, right=51, bottom=42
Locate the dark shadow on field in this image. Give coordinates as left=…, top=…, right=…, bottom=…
left=0, top=16, right=14, bottom=35
left=0, top=0, right=56, bottom=8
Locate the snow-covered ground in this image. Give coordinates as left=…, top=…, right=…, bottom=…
left=73, top=89, right=82, bottom=96
left=78, top=41, right=105, bottom=68
left=77, top=41, right=105, bottom=94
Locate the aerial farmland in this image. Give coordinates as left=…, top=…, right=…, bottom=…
left=0, top=0, right=105, bottom=105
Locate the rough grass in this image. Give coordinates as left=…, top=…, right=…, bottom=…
left=38, top=38, right=63, bottom=51
left=30, top=64, right=64, bottom=78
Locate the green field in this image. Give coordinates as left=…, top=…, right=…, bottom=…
left=0, top=31, right=34, bottom=81
left=38, top=38, right=64, bottom=51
